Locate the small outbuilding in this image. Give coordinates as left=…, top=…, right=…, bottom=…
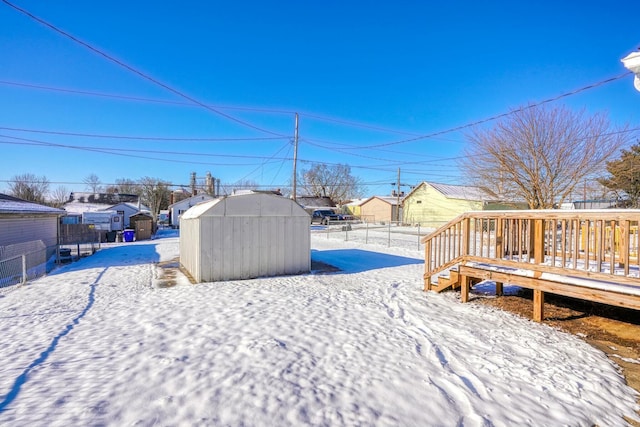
left=180, top=193, right=310, bottom=282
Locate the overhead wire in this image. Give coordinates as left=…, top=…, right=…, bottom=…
left=0, top=135, right=291, bottom=166
left=0, top=126, right=288, bottom=142
left=0, top=80, right=298, bottom=115
left=1, top=0, right=289, bottom=137
left=2, top=0, right=636, bottom=189
left=326, top=70, right=634, bottom=151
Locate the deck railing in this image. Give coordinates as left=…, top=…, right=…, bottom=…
left=422, top=209, right=640, bottom=292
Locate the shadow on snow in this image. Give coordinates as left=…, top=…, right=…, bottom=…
left=48, top=243, right=161, bottom=275
left=311, top=248, right=423, bottom=274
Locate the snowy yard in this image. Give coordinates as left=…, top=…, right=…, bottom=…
left=0, top=229, right=638, bottom=426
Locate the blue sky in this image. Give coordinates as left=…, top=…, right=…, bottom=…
left=1, top=1, right=638, bottom=198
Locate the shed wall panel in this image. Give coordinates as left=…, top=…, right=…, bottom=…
left=180, top=194, right=310, bottom=282
left=179, top=218, right=201, bottom=281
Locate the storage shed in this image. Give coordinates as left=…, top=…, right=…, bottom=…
left=180, top=193, right=310, bottom=282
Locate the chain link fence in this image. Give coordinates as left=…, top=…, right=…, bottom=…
left=0, top=240, right=47, bottom=290
left=313, top=221, right=437, bottom=251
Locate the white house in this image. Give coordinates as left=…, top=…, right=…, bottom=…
left=106, top=202, right=147, bottom=228
left=179, top=193, right=310, bottom=282
left=168, top=194, right=214, bottom=228
left=62, top=193, right=147, bottom=228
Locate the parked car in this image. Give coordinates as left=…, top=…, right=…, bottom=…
left=310, top=209, right=341, bottom=225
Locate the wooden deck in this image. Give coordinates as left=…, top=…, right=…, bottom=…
left=421, top=210, right=640, bottom=321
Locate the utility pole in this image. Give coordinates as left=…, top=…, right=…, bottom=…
left=292, top=113, right=299, bottom=201
left=396, top=168, right=401, bottom=222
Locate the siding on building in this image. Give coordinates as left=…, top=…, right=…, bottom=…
left=402, top=183, right=484, bottom=227
left=169, top=194, right=214, bottom=228
left=0, top=194, right=65, bottom=260
left=359, top=196, right=400, bottom=223
left=107, top=202, right=142, bottom=228
left=0, top=216, right=59, bottom=252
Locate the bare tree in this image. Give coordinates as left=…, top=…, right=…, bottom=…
left=137, top=177, right=171, bottom=217
left=8, top=173, right=50, bottom=203
left=83, top=174, right=102, bottom=193
left=301, top=163, right=363, bottom=205
left=460, top=105, right=631, bottom=209
left=106, top=178, right=139, bottom=195
left=49, top=185, right=70, bottom=207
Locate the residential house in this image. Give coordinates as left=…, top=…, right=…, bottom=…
left=62, top=192, right=148, bottom=229
left=402, top=182, right=519, bottom=227
left=359, top=196, right=402, bottom=224
left=0, top=193, right=65, bottom=261
left=107, top=202, right=146, bottom=229
left=168, top=194, right=214, bottom=228
left=343, top=198, right=367, bottom=218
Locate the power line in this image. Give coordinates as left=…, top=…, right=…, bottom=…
left=0, top=80, right=298, bottom=115
left=0, top=136, right=292, bottom=166
left=297, top=112, right=423, bottom=136
left=1, top=0, right=288, bottom=137
left=0, top=126, right=288, bottom=142
left=332, top=71, right=634, bottom=151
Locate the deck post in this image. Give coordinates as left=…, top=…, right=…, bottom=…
left=532, top=219, right=545, bottom=264
left=533, top=289, right=544, bottom=322
left=495, top=218, right=504, bottom=258
left=620, top=220, right=628, bottom=271
left=495, top=282, right=503, bottom=296
left=461, top=217, right=471, bottom=257
left=461, top=274, right=470, bottom=303
left=424, top=240, right=432, bottom=291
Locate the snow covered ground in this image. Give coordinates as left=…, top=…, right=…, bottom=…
left=0, top=228, right=638, bottom=426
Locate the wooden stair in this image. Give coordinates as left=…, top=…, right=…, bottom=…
left=426, top=267, right=461, bottom=293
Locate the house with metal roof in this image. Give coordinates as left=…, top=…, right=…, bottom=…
left=401, top=182, right=520, bottom=227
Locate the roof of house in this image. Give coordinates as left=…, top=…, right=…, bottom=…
left=168, top=194, right=214, bottom=209
left=409, top=182, right=495, bottom=202
left=344, top=198, right=368, bottom=207
left=68, top=192, right=139, bottom=205
left=362, top=196, right=402, bottom=206
left=63, top=201, right=113, bottom=214
left=0, top=193, right=65, bottom=215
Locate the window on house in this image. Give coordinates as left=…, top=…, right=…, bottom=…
left=416, top=200, right=422, bottom=204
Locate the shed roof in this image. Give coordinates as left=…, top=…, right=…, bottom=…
left=182, top=193, right=308, bottom=219
left=0, top=193, right=65, bottom=215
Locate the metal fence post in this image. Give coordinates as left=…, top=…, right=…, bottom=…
left=21, top=254, right=27, bottom=284
left=365, top=222, right=369, bottom=244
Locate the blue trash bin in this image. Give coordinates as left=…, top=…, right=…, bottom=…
left=123, top=229, right=135, bottom=242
